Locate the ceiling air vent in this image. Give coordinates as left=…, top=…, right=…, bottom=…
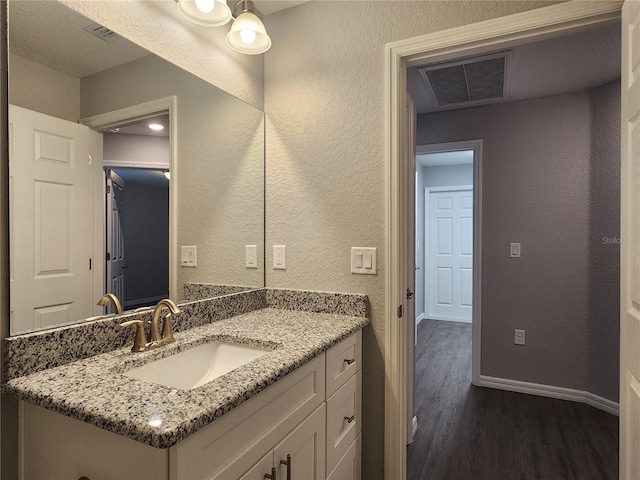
left=419, top=52, right=511, bottom=110
left=83, top=22, right=121, bottom=42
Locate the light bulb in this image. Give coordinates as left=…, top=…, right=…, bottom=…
left=240, top=28, right=256, bottom=45
left=195, top=0, right=214, bottom=13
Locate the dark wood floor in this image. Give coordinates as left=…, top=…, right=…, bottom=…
left=407, top=319, right=619, bottom=480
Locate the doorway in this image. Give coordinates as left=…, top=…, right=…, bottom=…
left=384, top=3, right=623, bottom=478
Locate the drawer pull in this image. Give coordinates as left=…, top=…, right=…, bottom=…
left=280, top=454, right=292, bottom=480
left=344, top=358, right=355, bottom=365
left=264, top=467, right=277, bottom=480
left=344, top=415, right=355, bottom=424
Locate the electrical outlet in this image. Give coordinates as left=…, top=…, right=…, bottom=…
left=514, top=329, right=526, bottom=345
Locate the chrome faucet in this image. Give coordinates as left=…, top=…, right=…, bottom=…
left=97, top=293, right=123, bottom=314
left=119, top=299, right=181, bottom=352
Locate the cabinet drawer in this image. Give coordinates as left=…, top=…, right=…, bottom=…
left=326, top=331, right=361, bottom=397
left=326, top=371, right=361, bottom=474
left=327, top=434, right=361, bottom=480
left=171, top=354, right=325, bottom=480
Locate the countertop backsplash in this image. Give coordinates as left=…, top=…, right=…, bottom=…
left=4, top=287, right=368, bottom=381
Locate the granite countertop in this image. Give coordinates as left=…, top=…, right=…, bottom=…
left=4, top=307, right=368, bottom=449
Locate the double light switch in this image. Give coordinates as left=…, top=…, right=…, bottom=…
left=351, top=247, right=377, bottom=275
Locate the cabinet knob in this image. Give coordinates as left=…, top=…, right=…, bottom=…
left=280, top=453, right=292, bottom=480
left=344, top=358, right=355, bottom=365
left=344, top=414, right=355, bottom=424
left=264, top=467, right=277, bottom=480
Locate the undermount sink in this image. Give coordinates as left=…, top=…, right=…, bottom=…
left=124, top=341, right=271, bottom=390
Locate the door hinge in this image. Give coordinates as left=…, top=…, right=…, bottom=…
left=106, top=252, right=111, bottom=261
left=105, top=184, right=111, bottom=194
left=89, top=258, right=92, bottom=270
left=397, top=304, right=403, bottom=318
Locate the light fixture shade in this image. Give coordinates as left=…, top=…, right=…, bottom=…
left=176, top=0, right=232, bottom=27
left=226, top=11, right=271, bottom=55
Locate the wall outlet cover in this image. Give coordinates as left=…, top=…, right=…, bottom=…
left=514, top=329, right=526, bottom=345
left=273, top=245, right=286, bottom=270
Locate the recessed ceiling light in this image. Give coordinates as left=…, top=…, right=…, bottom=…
left=110, top=127, right=120, bottom=133
left=149, top=123, right=164, bottom=131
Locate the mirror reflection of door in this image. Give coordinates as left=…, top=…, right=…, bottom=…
left=102, top=115, right=170, bottom=311
left=106, top=170, right=125, bottom=313
left=9, top=105, right=94, bottom=333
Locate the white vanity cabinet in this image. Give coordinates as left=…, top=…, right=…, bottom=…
left=19, top=331, right=362, bottom=480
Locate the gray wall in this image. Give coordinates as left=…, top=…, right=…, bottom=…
left=588, top=80, right=621, bottom=402
left=417, top=83, right=620, bottom=401
left=8, top=53, right=80, bottom=122
left=121, top=179, right=170, bottom=307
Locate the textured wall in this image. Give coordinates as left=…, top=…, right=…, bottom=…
left=8, top=52, right=80, bottom=122
left=423, top=164, right=474, bottom=188
left=263, top=2, right=559, bottom=478
left=61, top=0, right=263, bottom=109
left=588, top=79, right=621, bottom=402
left=82, top=54, right=264, bottom=296
left=416, top=89, right=621, bottom=399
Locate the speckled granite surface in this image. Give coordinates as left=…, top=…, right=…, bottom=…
left=183, top=283, right=258, bottom=300
left=265, top=288, right=368, bottom=317
left=5, top=289, right=268, bottom=381
left=4, top=308, right=369, bottom=449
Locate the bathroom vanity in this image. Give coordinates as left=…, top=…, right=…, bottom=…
left=5, top=289, right=368, bottom=480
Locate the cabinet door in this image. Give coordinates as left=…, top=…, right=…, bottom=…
left=274, top=404, right=326, bottom=480
left=211, top=449, right=274, bottom=480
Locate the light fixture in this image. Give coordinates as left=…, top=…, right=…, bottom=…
left=149, top=123, right=164, bottom=131
left=175, top=0, right=232, bottom=27
left=226, top=0, right=271, bottom=55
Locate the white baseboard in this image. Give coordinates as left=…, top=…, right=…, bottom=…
left=416, top=313, right=425, bottom=325
left=478, top=375, right=619, bottom=416
left=425, top=315, right=472, bottom=324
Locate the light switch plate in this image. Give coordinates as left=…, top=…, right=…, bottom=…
left=273, top=245, right=286, bottom=270
left=510, top=243, right=521, bottom=258
left=181, top=246, right=197, bottom=267
left=351, top=247, right=377, bottom=275
left=245, top=245, right=258, bottom=269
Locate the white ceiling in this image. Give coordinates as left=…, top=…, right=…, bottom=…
left=8, top=1, right=150, bottom=78
left=255, top=1, right=310, bottom=15
left=415, top=22, right=621, bottom=114
left=417, top=150, right=473, bottom=168
left=8, top=0, right=308, bottom=80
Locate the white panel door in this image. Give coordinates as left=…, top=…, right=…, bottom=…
left=621, top=1, right=640, bottom=477
left=427, top=188, right=473, bottom=322
left=9, top=105, right=93, bottom=333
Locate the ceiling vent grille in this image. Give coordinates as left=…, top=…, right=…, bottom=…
left=83, top=22, right=121, bottom=42
left=419, top=52, right=511, bottom=110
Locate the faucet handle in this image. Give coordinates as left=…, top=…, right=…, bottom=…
left=161, top=313, right=175, bottom=342
left=119, top=320, right=147, bottom=352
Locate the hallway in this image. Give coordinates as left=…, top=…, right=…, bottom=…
left=407, top=319, right=619, bottom=479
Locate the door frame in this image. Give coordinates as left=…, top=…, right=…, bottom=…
left=420, top=140, right=481, bottom=384
left=383, top=2, right=623, bottom=478
left=81, top=96, right=178, bottom=300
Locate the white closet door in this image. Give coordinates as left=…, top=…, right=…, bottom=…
left=427, top=188, right=473, bottom=322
